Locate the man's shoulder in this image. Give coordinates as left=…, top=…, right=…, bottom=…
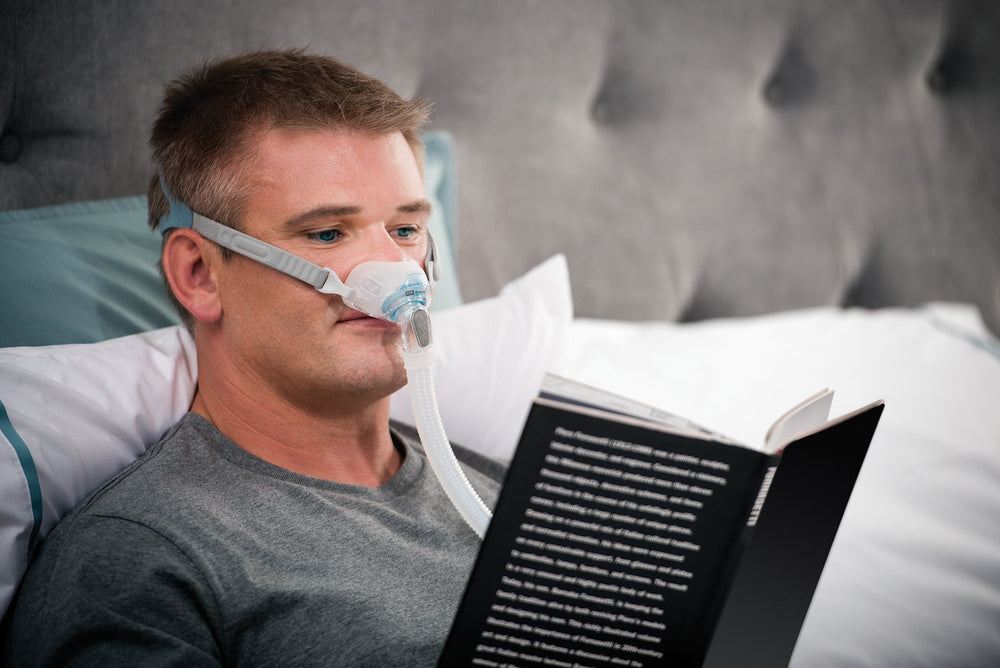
left=31, top=413, right=247, bottom=580
left=69, top=413, right=221, bottom=520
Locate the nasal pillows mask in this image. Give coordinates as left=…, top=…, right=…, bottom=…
left=159, top=179, right=492, bottom=538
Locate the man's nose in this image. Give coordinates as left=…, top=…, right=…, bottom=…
left=347, top=226, right=410, bottom=270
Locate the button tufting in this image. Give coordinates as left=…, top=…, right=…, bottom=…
left=926, top=62, right=948, bottom=93
left=0, top=133, right=22, bottom=164
left=763, top=76, right=785, bottom=105
left=591, top=99, right=610, bottom=124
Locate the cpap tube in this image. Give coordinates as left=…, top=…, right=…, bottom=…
left=396, top=304, right=493, bottom=539
left=333, top=261, right=493, bottom=538
left=343, top=260, right=491, bottom=538
left=339, top=260, right=493, bottom=538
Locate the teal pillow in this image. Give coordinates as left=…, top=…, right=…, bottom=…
left=0, top=131, right=461, bottom=348
left=0, top=196, right=178, bottom=347
left=423, top=131, right=463, bottom=312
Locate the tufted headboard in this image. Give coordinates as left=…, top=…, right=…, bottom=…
left=2, top=0, right=999, bottom=332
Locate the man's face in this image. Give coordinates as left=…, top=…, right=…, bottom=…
left=209, top=128, right=431, bottom=413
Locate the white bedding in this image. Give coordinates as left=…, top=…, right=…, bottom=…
left=552, top=304, right=1000, bottom=667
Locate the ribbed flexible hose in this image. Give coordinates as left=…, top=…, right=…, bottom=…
left=404, top=348, right=493, bottom=538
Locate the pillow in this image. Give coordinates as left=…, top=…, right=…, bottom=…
left=0, top=131, right=462, bottom=348
left=390, top=253, right=573, bottom=460
left=0, top=253, right=571, bottom=620
left=422, top=131, right=463, bottom=312
left=0, top=196, right=180, bottom=347
left=0, top=326, right=197, bottom=618
left=551, top=303, right=1000, bottom=667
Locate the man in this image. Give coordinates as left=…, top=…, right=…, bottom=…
left=1, top=50, right=503, bottom=666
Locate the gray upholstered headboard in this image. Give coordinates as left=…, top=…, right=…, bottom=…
left=3, top=0, right=998, bottom=331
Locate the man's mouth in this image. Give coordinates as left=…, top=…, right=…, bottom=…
left=339, top=309, right=370, bottom=322
left=338, top=309, right=396, bottom=327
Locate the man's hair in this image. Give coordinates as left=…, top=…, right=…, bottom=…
left=147, top=49, right=432, bottom=324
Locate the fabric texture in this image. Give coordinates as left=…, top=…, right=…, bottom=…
left=2, top=414, right=504, bottom=666
left=0, top=196, right=179, bottom=347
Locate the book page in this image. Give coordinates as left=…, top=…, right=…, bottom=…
left=764, top=389, right=833, bottom=454
left=541, top=373, right=742, bottom=446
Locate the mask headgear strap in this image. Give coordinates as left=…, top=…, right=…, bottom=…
left=157, top=176, right=437, bottom=297
left=157, top=176, right=196, bottom=233
left=157, top=177, right=352, bottom=297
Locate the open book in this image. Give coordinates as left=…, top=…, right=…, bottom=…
left=439, top=374, right=884, bottom=668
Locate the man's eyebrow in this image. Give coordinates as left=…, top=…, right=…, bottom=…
left=281, top=200, right=432, bottom=230
left=281, top=205, right=362, bottom=230
left=397, top=199, right=433, bottom=215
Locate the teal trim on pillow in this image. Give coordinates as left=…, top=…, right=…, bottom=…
left=0, top=399, right=42, bottom=556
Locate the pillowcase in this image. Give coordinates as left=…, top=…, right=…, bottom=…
left=0, top=253, right=571, bottom=620
left=0, top=326, right=197, bottom=618
left=390, top=253, right=573, bottom=460
left=422, top=131, right=463, bottom=312
left=0, top=196, right=180, bottom=347
left=552, top=303, right=1000, bottom=667
left=0, top=131, right=462, bottom=348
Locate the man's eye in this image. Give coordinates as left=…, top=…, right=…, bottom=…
left=395, top=226, right=418, bottom=239
left=309, top=229, right=342, bottom=243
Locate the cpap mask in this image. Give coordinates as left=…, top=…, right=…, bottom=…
left=159, top=179, right=492, bottom=537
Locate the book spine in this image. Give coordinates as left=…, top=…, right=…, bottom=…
left=696, top=453, right=780, bottom=654
left=745, top=463, right=778, bottom=528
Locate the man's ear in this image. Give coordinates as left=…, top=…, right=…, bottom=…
left=162, top=229, right=223, bottom=323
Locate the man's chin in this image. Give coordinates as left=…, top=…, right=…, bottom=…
left=349, top=353, right=408, bottom=397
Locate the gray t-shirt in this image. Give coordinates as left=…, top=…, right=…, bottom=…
left=2, top=413, right=505, bottom=667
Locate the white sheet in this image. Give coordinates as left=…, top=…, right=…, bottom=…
left=550, top=304, right=1000, bottom=667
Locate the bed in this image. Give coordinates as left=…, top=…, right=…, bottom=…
left=2, top=1, right=999, bottom=666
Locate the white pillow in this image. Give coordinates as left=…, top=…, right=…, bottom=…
left=0, top=253, right=572, bottom=619
left=391, top=253, right=573, bottom=460
left=0, top=326, right=197, bottom=617
left=552, top=303, right=1000, bottom=667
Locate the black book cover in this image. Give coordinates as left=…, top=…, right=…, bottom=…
left=439, top=393, right=883, bottom=668
left=701, top=401, right=884, bottom=667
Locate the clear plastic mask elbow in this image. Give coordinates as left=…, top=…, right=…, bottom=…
left=338, top=259, right=434, bottom=352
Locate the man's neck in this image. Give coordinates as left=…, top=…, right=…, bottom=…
left=190, top=377, right=404, bottom=488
